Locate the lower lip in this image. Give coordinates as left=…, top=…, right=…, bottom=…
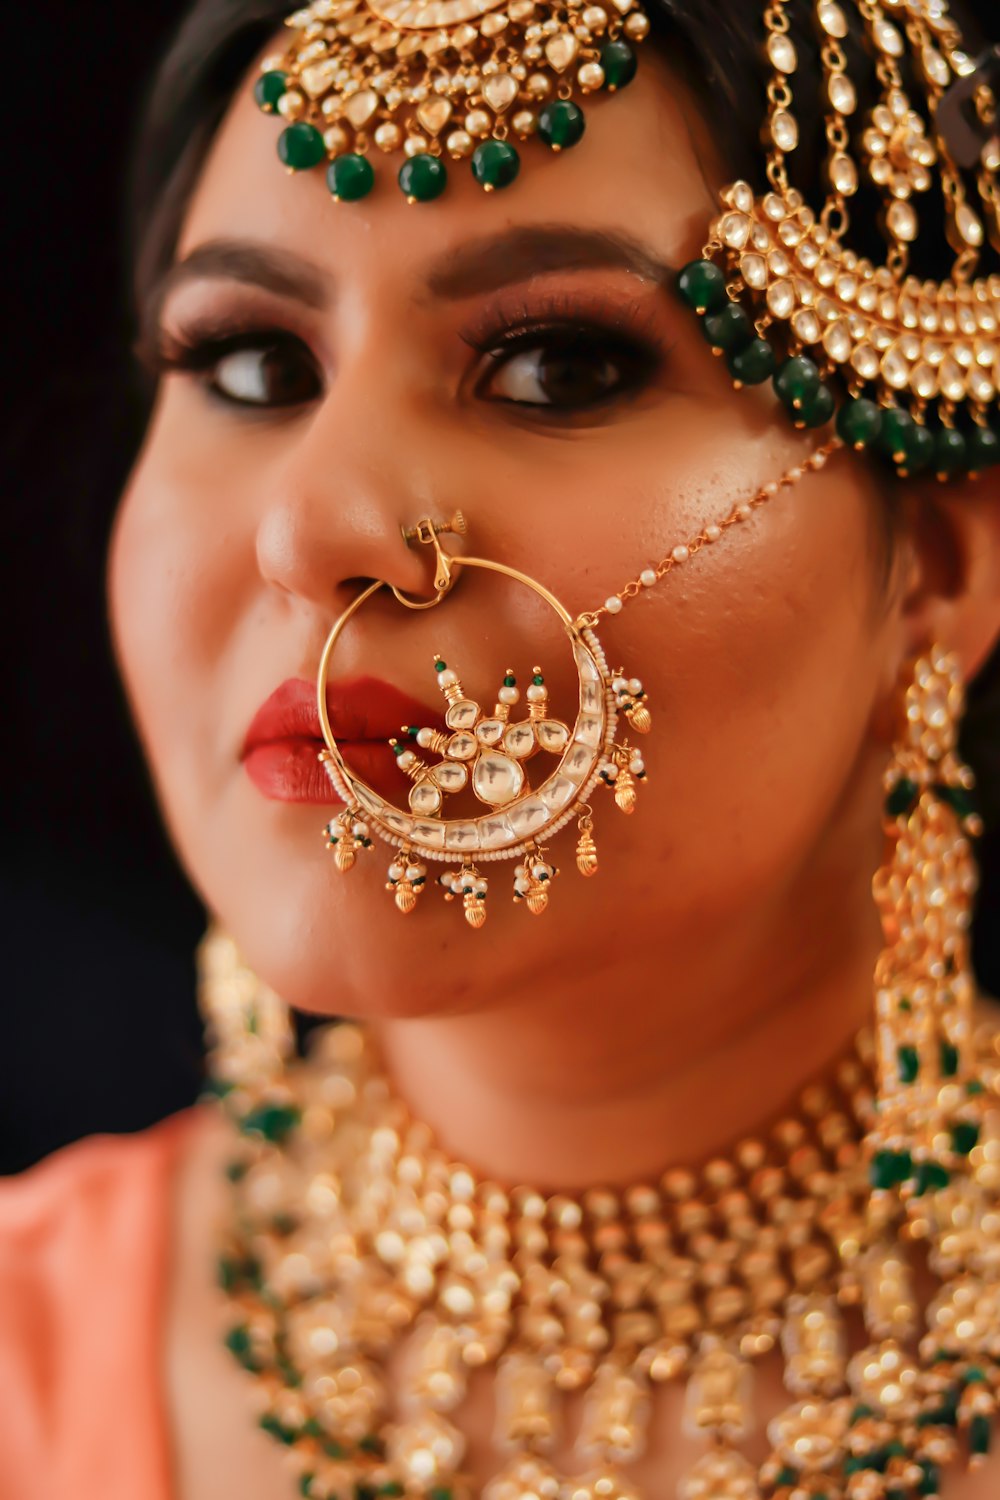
left=243, top=738, right=400, bottom=804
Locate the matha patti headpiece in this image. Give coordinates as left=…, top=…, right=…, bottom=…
left=676, top=2, right=1000, bottom=481
left=253, top=0, right=648, bottom=202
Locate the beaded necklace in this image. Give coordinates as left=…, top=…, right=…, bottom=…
left=202, top=929, right=1000, bottom=1500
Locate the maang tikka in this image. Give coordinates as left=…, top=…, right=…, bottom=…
left=316, top=443, right=838, bottom=926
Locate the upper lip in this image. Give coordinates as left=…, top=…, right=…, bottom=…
left=241, top=675, right=445, bottom=757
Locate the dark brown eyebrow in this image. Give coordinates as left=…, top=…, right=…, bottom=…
left=145, top=224, right=675, bottom=338
left=424, top=224, right=676, bottom=299
left=145, top=239, right=330, bottom=332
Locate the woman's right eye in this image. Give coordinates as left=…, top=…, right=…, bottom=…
left=150, top=328, right=325, bottom=409
left=206, top=336, right=323, bottom=408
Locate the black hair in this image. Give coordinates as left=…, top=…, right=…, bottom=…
left=127, top=0, right=1000, bottom=843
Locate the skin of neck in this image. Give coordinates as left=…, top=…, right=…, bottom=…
left=372, top=741, right=886, bottom=1191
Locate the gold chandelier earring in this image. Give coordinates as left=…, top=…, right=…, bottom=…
left=867, top=644, right=986, bottom=1196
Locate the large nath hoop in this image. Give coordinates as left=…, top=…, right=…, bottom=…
left=315, top=558, right=618, bottom=865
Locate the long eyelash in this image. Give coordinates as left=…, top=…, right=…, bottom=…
left=459, top=289, right=668, bottom=356
left=134, top=318, right=309, bottom=377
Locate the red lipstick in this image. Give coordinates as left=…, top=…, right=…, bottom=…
left=242, top=676, right=444, bottom=804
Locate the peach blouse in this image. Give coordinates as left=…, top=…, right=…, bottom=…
left=0, top=1109, right=198, bottom=1498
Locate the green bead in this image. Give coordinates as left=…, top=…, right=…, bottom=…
left=537, top=99, right=586, bottom=150
left=939, top=1039, right=959, bottom=1077
left=399, top=153, right=447, bottom=202
left=967, top=1078, right=986, bottom=1096
left=260, top=1412, right=297, bottom=1445
left=702, top=303, right=754, bottom=352
left=255, top=70, right=288, bottom=113
left=503, top=674, right=516, bottom=687
left=885, top=776, right=919, bottom=817
left=970, top=1413, right=992, bottom=1455
left=897, top=1045, right=920, bottom=1084
left=773, top=355, right=821, bottom=411
left=775, top=1468, right=799, bottom=1487
left=240, top=1101, right=301, bottom=1142
left=870, top=1148, right=912, bottom=1189
left=933, top=781, right=978, bottom=822
left=435, top=658, right=447, bottom=671
left=677, top=259, right=728, bottom=315
left=951, top=1120, right=980, bottom=1155
left=224, top=1324, right=257, bottom=1369
left=902, top=422, right=935, bottom=474
left=728, top=337, right=776, bottom=385
left=327, top=152, right=374, bottom=201
left=968, top=424, right=1000, bottom=471
left=278, top=122, right=326, bottom=171
left=532, top=673, right=544, bottom=685
left=934, top=426, right=968, bottom=477
left=837, top=397, right=884, bottom=449
left=964, top=1366, right=988, bottom=1385
left=471, top=139, right=521, bottom=190
left=877, top=407, right=917, bottom=463
left=917, top=1460, right=941, bottom=1496
left=914, top=1160, right=950, bottom=1195
left=299, top=1476, right=316, bottom=1498
left=796, top=383, right=835, bottom=429
left=600, top=39, right=638, bottom=90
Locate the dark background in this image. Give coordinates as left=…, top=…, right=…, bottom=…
left=2, top=4, right=999, bottom=1174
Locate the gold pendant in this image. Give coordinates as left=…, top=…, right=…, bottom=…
left=316, top=517, right=650, bottom=923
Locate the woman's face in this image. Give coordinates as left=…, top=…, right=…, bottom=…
left=109, top=43, right=910, bottom=1018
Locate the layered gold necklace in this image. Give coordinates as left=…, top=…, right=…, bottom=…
left=201, top=930, right=1000, bottom=1500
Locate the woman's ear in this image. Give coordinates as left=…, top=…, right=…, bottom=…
left=894, top=467, right=1000, bottom=684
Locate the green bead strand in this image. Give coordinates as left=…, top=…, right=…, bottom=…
left=877, top=407, right=917, bottom=464
left=795, top=383, right=835, bottom=430
left=934, top=426, right=968, bottom=479
left=969, top=424, right=1000, bottom=472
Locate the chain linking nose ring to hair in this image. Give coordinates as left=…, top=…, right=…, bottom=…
left=315, top=441, right=838, bottom=927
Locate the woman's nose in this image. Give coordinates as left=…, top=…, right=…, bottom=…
left=254, top=377, right=455, bottom=613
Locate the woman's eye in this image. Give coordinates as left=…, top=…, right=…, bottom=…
left=477, top=331, right=658, bottom=411
left=207, top=337, right=322, bottom=408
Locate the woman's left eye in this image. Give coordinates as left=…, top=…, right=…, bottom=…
left=475, top=329, right=660, bottom=411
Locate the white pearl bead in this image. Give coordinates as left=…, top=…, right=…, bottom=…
left=672, top=545, right=690, bottom=563
left=612, top=677, right=627, bottom=693
left=736, top=503, right=753, bottom=520
left=514, top=877, right=530, bottom=894
left=388, top=863, right=404, bottom=880
left=640, top=568, right=657, bottom=587
left=526, top=683, right=546, bottom=702
left=628, top=678, right=643, bottom=695
left=351, top=821, right=369, bottom=838
left=605, top=765, right=618, bottom=780
left=498, top=686, right=520, bottom=705
left=705, top=524, right=722, bottom=541
left=416, top=728, right=434, bottom=748
left=405, top=865, right=422, bottom=881
left=474, top=878, right=488, bottom=894
left=532, top=863, right=548, bottom=879
left=631, top=757, right=645, bottom=773
left=605, top=596, right=623, bottom=614
left=397, top=751, right=416, bottom=769
left=438, top=669, right=458, bottom=687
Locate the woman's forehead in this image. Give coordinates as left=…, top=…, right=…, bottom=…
left=176, top=47, right=721, bottom=280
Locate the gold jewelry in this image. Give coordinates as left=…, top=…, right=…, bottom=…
left=252, top=0, right=650, bottom=204
left=316, top=442, right=838, bottom=925
left=203, top=924, right=999, bottom=1500
left=676, top=1, right=1000, bottom=479
left=869, top=647, right=986, bottom=1189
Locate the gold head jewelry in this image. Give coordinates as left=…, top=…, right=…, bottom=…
left=315, top=441, right=838, bottom=927
left=675, top=1, right=1000, bottom=481
left=199, top=918, right=1000, bottom=1500
left=253, top=0, right=650, bottom=204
